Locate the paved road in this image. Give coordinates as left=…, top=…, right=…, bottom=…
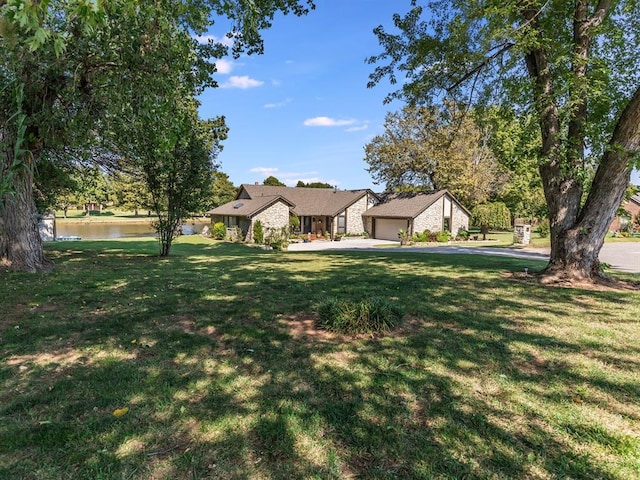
left=288, top=239, right=640, bottom=274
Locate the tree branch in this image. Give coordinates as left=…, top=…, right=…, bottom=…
left=447, top=42, right=514, bottom=93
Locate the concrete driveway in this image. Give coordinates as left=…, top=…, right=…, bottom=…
left=287, top=239, right=640, bottom=274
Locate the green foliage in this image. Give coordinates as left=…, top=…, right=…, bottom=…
left=212, top=222, right=227, bottom=240
left=296, top=180, right=333, bottom=188
left=398, top=228, right=409, bottom=245
left=0, top=0, right=314, bottom=271
left=436, top=231, right=451, bottom=243
left=289, top=214, right=300, bottom=233
left=253, top=220, right=264, bottom=244
left=368, top=1, right=640, bottom=275
left=455, top=229, right=470, bottom=241
left=413, top=229, right=437, bottom=243
left=317, top=297, right=404, bottom=335
left=364, top=105, right=503, bottom=207
left=266, top=226, right=289, bottom=250
left=537, top=218, right=550, bottom=238
left=472, top=202, right=512, bottom=231
left=210, top=171, right=237, bottom=209
left=263, top=175, right=286, bottom=186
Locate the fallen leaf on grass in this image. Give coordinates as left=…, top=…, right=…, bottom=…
left=113, top=407, right=129, bottom=417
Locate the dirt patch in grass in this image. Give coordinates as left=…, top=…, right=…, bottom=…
left=504, top=271, right=640, bottom=291
left=282, top=313, right=429, bottom=342
left=281, top=313, right=345, bottom=343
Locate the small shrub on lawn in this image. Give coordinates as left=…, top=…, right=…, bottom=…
left=212, top=222, right=227, bottom=240
left=317, top=297, right=404, bottom=334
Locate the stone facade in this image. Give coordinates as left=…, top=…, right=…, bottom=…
left=413, top=198, right=445, bottom=233
left=409, top=195, right=469, bottom=235
left=249, top=201, right=290, bottom=242
left=345, top=194, right=373, bottom=235
left=451, top=202, right=469, bottom=235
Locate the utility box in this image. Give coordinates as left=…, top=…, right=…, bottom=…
left=514, top=222, right=531, bottom=245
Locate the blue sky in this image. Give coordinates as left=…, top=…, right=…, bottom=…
left=196, top=1, right=640, bottom=189
left=196, top=0, right=403, bottom=190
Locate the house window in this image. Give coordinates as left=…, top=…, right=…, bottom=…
left=443, top=217, right=451, bottom=232
left=337, top=214, right=346, bottom=234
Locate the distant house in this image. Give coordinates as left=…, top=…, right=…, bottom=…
left=363, top=190, right=470, bottom=241
left=609, top=194, right=640, bottom=232
left=206, top=184, right=378, bottom=242
left=206, top=184, right=470, bottom=242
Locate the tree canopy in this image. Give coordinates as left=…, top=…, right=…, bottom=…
left=296, top=180, right=334, bottom=188
left=210, top=171, right=237, bottom=208
left=364, top=104, right=504, bottom=207
left=369, top=0, right=640, bottom=281
left=263, top=175, right=286, bottom=186
left=0, top=0, right=315, bottom=271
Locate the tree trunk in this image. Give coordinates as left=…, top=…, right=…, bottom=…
left=0, top=169, right=52, bottom=272
left=543, top=85, right=640, bottom=281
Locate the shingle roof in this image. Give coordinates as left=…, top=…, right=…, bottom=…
left=631, top=194, right=640, bottom=205
left=238, top=184, right=373, bottom=217
left=362, top=190, right=449, bottom=218
left=206, top=195, right=293, bottom=217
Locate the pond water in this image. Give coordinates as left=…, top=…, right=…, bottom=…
left=55, top=221, right=209, bottom=240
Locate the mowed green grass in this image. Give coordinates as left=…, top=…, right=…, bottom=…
left=1, top=237, right=639, bottom=479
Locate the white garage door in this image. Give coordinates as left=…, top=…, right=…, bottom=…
left=374, top=218, right=408, bottom=241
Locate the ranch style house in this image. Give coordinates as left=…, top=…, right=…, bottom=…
left=206, top=184, right=470, bottom=242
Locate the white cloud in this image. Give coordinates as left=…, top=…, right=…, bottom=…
left=345, top=123, right=369, bottom=133
left=264, top=98, right=293, bottom=109
left=214, top=59, right=233, bottom=74
left=303, top=116, right=356, bottom=127
left=250, top=167, right=279, bottom=176
left=221, top=76, right=264, bottom=89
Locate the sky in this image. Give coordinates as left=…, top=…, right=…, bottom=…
left=196, top=0, right=640, bottom=190
left=196, top=0, right=405, bottom=190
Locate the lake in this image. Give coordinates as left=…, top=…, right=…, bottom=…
left=55, top=221, right=209, bottom=240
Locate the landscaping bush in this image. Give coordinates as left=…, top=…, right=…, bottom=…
left=266, top=227, right=289, bottom=250
left=253, top=220, right=264, bottom=244
left=212, top=222, right=226, bottom=240
left=317, top=297, right=404, bottom=335
left=455, top=229, right=469, bottom=241
left=289, top=214, right=300, bottom=234
left=436, top=230, right=451, bottom=242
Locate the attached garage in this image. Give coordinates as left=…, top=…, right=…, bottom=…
left=373, top=218, right=408, bottom=241
left=363, top=190, right=470, bottom=240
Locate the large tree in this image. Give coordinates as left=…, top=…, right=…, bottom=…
left=0, top=0, right=314, bottom=272
left=368, top=1, right=640, bottom=281
left=364, top=104, right=504, bottom=207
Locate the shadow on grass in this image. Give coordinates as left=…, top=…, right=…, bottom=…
left=1, top=241, right=638, bottom=478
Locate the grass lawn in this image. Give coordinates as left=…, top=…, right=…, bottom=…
left=1, top=237, right=639, bottom=479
